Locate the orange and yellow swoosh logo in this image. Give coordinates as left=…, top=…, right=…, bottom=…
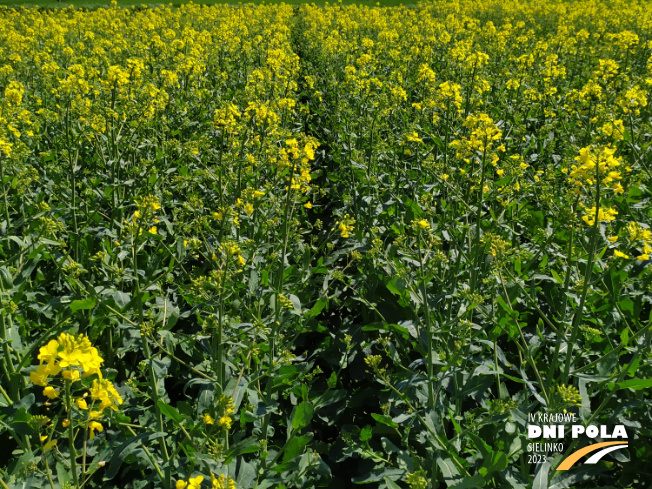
left=557, top=441, right=628, bottom=470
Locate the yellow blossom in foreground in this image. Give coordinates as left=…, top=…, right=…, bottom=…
left=62, top=369, right=81, bottom=382
left=219, top=415, right=232, bottom=429
left=34, top=333, right=104, bottom=384
left=614, top=249, right=629, bottom=259
left=188, top=475, right=204, bottom=489
left=90, top=378, right=124, bottom=411
left=333, top=214, right=355, bottom=238
left=202, top=413, right=215, bottom=425
left=88, top=421, right=103, bottom=439
left=211, top=474, right=236, bottom=489
left=581, top=206, right=618, bottom=226
left=43, top=386, right=60, bottom=399
left=637, top=254, right=650, bottom=261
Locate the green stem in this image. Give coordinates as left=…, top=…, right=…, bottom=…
left=561, top=155, right=602, bottom=385
left=0, top=156, right=10, bottom=225
left=417, top=232, right=434, bottom=407
left=141, top=333, right=171, bottom=489
left=470, top=144, right=488, bottom=295
left=0, top=312, right=19, bottom=401
left=134, top=238, right=171, bottom=489
left=260, top=171, right=297, bottom=471
left=215, top=254, right=229, bottom=392
left=65, top=380, right=80, bottom=489
left=43, top=447, right=57, bottom=489
left=124, top=425, right=166, bottom=482
left=376, top=367, right=469, bottom=476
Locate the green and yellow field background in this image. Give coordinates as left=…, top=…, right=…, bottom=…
left=0, top=0, right=651, bottom=488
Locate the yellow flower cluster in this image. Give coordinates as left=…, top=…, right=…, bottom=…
left=222, top=241, right=246, bottom=267
left=627, top=222, right=652, bottom=260
left=581, top=206, right=618, bottom=227
left=90, top=378, right=124, bottom=412
left=557, top=384, right=582, bottom=408
left=29, top=333, right=123, bottom=439
left=134, top=195, right=162, bottom=214
left=30, top=333, right=104, bottom=387
left=281, top=138, right=318, bottom=196
left=4, top=81, right=24, bottom=106
left=450, top=113, right=503, bottom=162
left=0, top=138, right=13, bottom=157
left=176, top=474, right=236, bottom=489
left=333, top=214, right=356, bottom=239
left=569, top=146, right=625, bottom=194
left=130, top=195, right=162, bottom=236
left=218, top=396, right=236, bottom=430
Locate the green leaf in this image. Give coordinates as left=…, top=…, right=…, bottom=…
left=611, top=378, right=652, bottom=391
left=157, top=401, right=184, bottom=425
left=351, top=468, right=404, bottom=483
left=360, top=425, right=373, bottom=442
left=292, top=402, right=314, bottom=430
left=112, top=290, right=131, bottom=309
left=248, top=270, right=259, bottom=295
left=70, top=297, right=97, bottom=312
left=56, top=462, right=72, bottom=487
left=105, top=431, right=166, bottom=480
left=436, top=455, right=460, bottom=481
left=549, top=465, right=607, bottom=489
left=236, top=460, right=257, bottom=488
left=532, top=461, right=550, bottom=489
left=289, top=294, right=302, bottom=313
left=306, top=297, right=328, bottom=318
left=450, top=474, right=486, bottom=488
left=282, top=434, right=312, bottom=462
left=385, top=477, right=402, bottom=489
left=496, top=296, right=513, bottom=315
left=0, top=266, right=12, bottom=289
left=619, top=298, right=635, bottom=316
left=371, top=413, right=398, bottom=429
left=483, top=451, right=508, bottom=473
left=225, top=437, right=260, bottom=463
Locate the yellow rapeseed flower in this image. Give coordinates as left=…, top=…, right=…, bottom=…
left=43, top=386, right=60, bottom=399
left=88, top=421, right=104, bottom=439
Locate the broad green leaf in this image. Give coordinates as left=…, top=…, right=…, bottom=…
left=105, top=431, right=166, bottom=480
left=371, top=413, right=399, bottom=429
left=360, top=425, right=373, bottom=442
left=611, top=378, right=652, bottom=391
left=282, top=434, right=312, bottom=462
left=70, top=297, right=96, bottom=311
left=450, top=474, right=486, bottom=488
left=157, top=400, right=184, bottom=425
left=292, top=402, right=314, bottom=430
left=532, top=461, right=550, bottom=489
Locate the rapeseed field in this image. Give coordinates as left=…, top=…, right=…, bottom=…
left=0, top=1, right=651, bottom=487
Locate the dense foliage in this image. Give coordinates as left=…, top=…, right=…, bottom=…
left=0, top=1, right=651, bottom=488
